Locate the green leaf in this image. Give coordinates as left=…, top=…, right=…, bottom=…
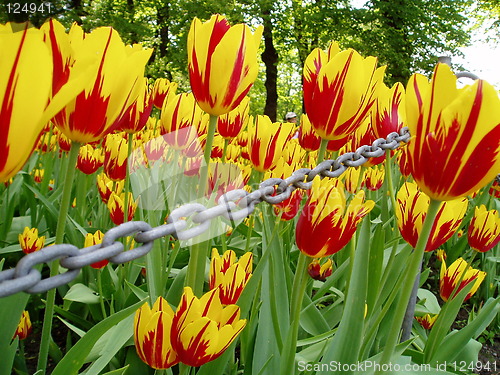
left=82, top=314, right=134, bottom=375
left=318, top=218, right=371, bottom=374
left=431, top=297, right=500, bottom=364
left=416, top=288, right=441, bottom=315
left=0, top=293, right=29, bottom=375
left=423, top=283, right=474, bottom=363
left=52, top=299, right=145, bottom=375
left=100, top=365, right=130, bottom=375
left=64, top=283, right=100, bottom=304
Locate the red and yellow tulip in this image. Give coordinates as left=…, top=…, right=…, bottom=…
left=440, top=258, right=486, bottom=302
left=217, top=96, right=250, bottom=139
left=363, top=165, right=385, bottom=191
left=151, top=78, right=177, bottom=109
left=13, top=311, right=32, bottom=340
left=209, top=249, right=253, bottom=305
left=107, top=192, right=137, bottom=225
left=405, top=63, right=500, bottom=201
left=96, top=172, right=123, bottom=204
left=415, top=314, right=438, bottom=330
left=77, top=144, right=104, bottom=175
left=160, top=93, right=209, bottom=151
left=134, top=297, right=179, bottom=369
left=298, top=114, right=321, bottom=152
left=188, top=14, right=263, bottom=116
left=371, top=82, right=406, bottom=139
left=170, top=287, right=247, bottom=367
left=103, top=133, right=128, bottom=181
left=396, top=182, right=468, bottom=252
left=248, top=116, right=295, bottom=172
left=307, top=258, right=333, bottom=281
left=48, top=22, right=152, bottom=144
left=296, top=178, right=374, bottom=257
left=115, top=77, right=153, bottom=134
left=19, top=227, right=46, bottom=254
left=467, top=205, right=500, bottom=253
left=303, top=42, right=384, bottom=140
left=84, top=230, right=108, bottom=269
left=0, top=23, right=82, bottom=182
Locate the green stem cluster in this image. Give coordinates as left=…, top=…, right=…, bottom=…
left=37, top=141, right=81, bottom=375
left=376, top=199, right=442, bottom=372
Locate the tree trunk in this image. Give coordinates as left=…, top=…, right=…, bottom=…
left=261, top=9, right=278, bottom=122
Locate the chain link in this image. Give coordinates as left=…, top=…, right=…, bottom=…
left=1, top=127, right=413, bottom=298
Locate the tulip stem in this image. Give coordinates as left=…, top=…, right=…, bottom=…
left=385, top=150, right=398, bottom=220
left=123, top=132, right=134, bottom=225
left=317, top=138, right=329, bottom=164
left=185, top=114, right=218, bottom=296
left=376, top=199, right=441, bottom=373
left=37, top=141, right=81, bottom=375
left=281, top=251, right=310, bottom=375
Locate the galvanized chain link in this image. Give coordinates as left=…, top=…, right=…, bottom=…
left=1, top=127, right=412, bottom=298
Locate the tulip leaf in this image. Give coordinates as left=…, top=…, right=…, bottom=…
left=300, top=293, right=330, bottom=335
left=64, top=283, right=100, bottom=304
left=0, top=293, right=29, bottom=375
left=423, top=282, right=473, bottom=363
left=100, top=366, right=129, bottom=375
left=416, top=288, right=441, bottom=315
left=81, top=314, right=134, bottom=375
left=430, top=297, right=500, bottom=364
left=52, top=299, right=145, bottom=375
left=317, top=218, right=371, bottom=374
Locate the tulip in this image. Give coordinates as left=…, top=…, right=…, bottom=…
left=49, top=22, right=152, bottom=144
left=115, top=78, right=153, bottom=134
left=107, top=192, right=137, bottom=225
left=0, top=24, right=81, bottom=182
left=346, top=119, right=385, bottom=167
left=134, top=297, right=179, bottom=369
left=96, top=172, right=124, bottom=204
left=171, top=287, right=247, bottom=367
left=33, top=169, right=44, bottom=184
left=371, top=82, right=406, bottom=139
left=440, top=258, right=486, bottom=302
left=415, top=314, right=438, bottom=330
left=19, top=227, right=45, bottom=254
left=342, top=167, right=365, bottom=194
left=307, top=258, right=333, bottom=281
left=248, top=116, right=295, bottom=172
left=151, top=78, right=177, bottom=109
left=298, top=114, right=321, bottom=152
left=160, top=93, right=209, bottom=151
left=467, top=205, right=500, bottom=253
left=396, top=182, right=468, bottom=252
left=206, top=162, right=248, bottom=201
left=188, top=14, right=263, bottom=116
left=103, top=133, right=128, bottom=181
left=77, top=144, right=104, bottom=175
left=405, top=63, right=500, bottom=201
left=363, top=165, right=385, bottom=191
left=217, top=96, right=250, bottom=139
left=296, top=178, right=374, bottom=257
left=436, top=249, right=447, bottom=262
left=13, top=311, right=32, bottom=340
left=209, top=249, right=253, bottom=305
left=84, top=230, right=108, bottom=269
left=303, top=42, right=384, bottom=141
left=490, top=179, right=500, bottom=198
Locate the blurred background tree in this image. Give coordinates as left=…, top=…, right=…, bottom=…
left=1, top=0, right=496, bottom=120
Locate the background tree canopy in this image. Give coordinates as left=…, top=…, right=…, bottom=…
left=2, top=0, right=498, bottom=120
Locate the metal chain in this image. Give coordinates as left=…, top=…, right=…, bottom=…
left=1, top=128, right=411, bottom=298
